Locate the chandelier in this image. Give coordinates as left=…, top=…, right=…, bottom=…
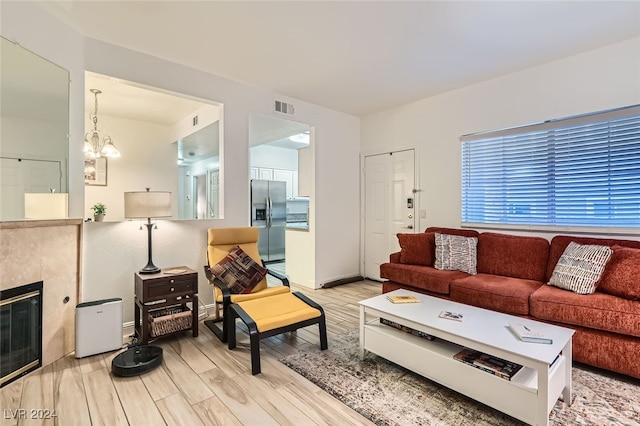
left=84, top=89, right=121, bottom=158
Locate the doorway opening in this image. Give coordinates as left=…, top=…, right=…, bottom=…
left=248, top=114, right=311, bottom=264
left=84, top=71, right=223, bottom=222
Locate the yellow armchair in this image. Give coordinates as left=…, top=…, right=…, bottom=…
left=204, top=226, right=290, bottom=342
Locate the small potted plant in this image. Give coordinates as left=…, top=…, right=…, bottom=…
left=91, top=203, right=107, bottom=222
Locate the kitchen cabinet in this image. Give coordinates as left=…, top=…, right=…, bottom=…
left=250, top=167, right=259, bottom=180
left=259, top=168, right=273, bottom=180
left=251, top=167, right=298, bottom=198
left=274, top=169, right=294, bottom=198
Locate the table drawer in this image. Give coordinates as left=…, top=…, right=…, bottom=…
left=147, top=277, right=195, bottom=299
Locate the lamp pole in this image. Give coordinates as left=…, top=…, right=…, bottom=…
left=140, top=217, right=160, bottom=274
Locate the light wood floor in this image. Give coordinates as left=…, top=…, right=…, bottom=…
left=1, top=280, right=382, bottom=426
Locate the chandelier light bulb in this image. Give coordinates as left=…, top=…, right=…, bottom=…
left=84, top=89, right=121, bottom=159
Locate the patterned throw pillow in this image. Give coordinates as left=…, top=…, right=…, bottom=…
left=210, top=246, right=267, bottom=294
left=434, top=233, right=478, bottom=275
left=548, top=242, right=612, bottom=295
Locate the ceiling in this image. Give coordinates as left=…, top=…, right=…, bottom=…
left=85, top=71, right=207, bottom=126
left=47, top=1, right=640, bottom=117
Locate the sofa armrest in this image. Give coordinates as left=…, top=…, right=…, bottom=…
left=390, top=251, right=401, bottom=263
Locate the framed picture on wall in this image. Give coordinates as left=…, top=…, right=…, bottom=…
left=84, top=158, right=107, bottom=186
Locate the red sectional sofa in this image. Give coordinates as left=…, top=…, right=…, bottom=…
left=380, top=226, right=640, bottom=379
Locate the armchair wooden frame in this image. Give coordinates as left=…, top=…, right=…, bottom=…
left=203, top=262, right=290, bottom=342
left=227, top=291, right=328, bottom=375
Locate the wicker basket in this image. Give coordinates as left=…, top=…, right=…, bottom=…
left=148, top=306, right=192, bottom=337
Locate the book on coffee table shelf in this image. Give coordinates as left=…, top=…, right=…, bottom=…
left=439, top=310, right=464, bottom=321
left=386, top=294, right=420, bottom=304
left=509, top=322, right=553, bottom=344
left=473, top=353, right=524, bottom=380
left=380, top=318, right=435, bottom=340
left=453, top=348, right=523, bottom=381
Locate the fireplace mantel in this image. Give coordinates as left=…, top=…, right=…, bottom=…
left=0, top=218, right=83, bottom=366
left=0, top=218, right=83, bottom=230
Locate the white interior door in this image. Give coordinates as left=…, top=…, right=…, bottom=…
left=364, top=149, right=416, bottom=280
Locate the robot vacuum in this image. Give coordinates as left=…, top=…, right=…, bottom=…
left=111, top=345, right=163, bottom=376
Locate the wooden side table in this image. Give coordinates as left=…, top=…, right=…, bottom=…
left=134, top=266, right=198, bottom=344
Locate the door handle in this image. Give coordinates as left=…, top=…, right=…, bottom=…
left=403, top=225, right=414, bottom=229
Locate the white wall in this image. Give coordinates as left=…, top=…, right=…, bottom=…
left=1, top=116, right=67, bottom=160
left=169, top=103, right=221, bottom=144
left=2, top=2, right=361, bottom=325
left=250, top=144, right=298, bottom=171
left=361, top=37, right=640, bottom=239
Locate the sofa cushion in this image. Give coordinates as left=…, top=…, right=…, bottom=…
left=397, top=232, right=435, bottom=266
left=425, top=227, right=479, bottom=238
left=434, top=233, right=478, bottom=274
left=380, top=263, right=468, bottom=295
left=598, top=245, right=640, bottom=300
left=546, top=235, right=640, bottom=281
left=449, top=274, right=542, bottom=315
left=548, top=242, right=612, bottom=295
left=476, top=232, right=549, bottom=281
left=530, top=284, right=640, bottom=337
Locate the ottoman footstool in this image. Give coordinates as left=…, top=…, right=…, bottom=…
left=227, top=291, right=328, bottom=375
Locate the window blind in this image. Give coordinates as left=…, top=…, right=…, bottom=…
left=461, top=105, right=640, bottom=230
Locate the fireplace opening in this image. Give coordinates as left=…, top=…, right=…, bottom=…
left=1, top=281, right=43, bottom=388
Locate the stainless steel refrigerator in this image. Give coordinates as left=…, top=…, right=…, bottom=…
left=250, top=179, right=286, bottom=262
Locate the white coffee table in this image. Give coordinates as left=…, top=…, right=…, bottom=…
left=359, top=289, right=574, bottom=426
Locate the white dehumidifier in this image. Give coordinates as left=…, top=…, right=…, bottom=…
left=75, top=298, right=123, bottom=358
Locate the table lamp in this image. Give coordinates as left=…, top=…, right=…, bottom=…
left=124, top=188, right=172, bottom=274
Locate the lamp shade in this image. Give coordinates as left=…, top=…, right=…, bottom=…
left=24, top=193, right=68, bottom=219
left=124, top=191, right=172, bottom=219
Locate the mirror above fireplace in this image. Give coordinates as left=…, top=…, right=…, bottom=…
left=0, top=36, right=70, bottom=221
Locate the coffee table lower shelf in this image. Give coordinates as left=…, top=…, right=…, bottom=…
left=361, top=320, right=567, bottom=425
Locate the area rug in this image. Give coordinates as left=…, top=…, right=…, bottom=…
left=280, top=329, right=640, bottom=426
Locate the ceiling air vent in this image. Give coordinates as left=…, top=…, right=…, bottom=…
left=274, top=100, right=295, bottom=115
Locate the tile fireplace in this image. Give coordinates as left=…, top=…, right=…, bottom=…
left=1, top=218, right=82, bottom=380
left=0, top=281, right=43, bottom=388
